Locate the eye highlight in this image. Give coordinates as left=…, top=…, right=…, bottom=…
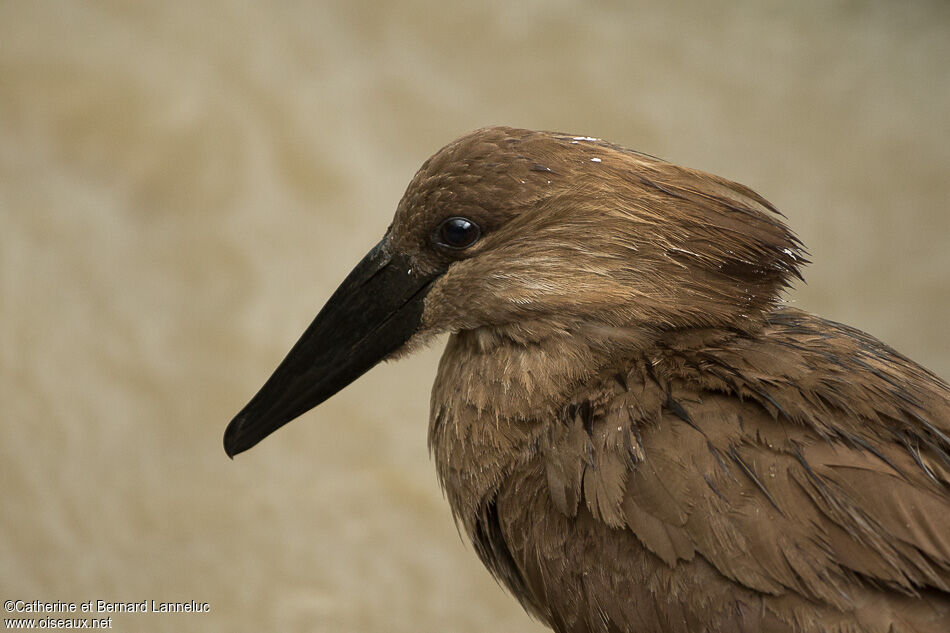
left=437, top=217, right=481, bottom=250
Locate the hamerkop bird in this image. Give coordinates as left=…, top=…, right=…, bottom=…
left=225, top=127, right=950, bottom=632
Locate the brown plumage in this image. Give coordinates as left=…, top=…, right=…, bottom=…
left=225, top=127, right=950, bottom=632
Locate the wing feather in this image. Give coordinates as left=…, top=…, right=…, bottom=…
left=540, top=309, right=950, bottom=629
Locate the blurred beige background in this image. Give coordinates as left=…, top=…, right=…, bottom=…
left=1, top=2, right=947, bottom=632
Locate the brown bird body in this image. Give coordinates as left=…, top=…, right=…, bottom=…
left=225, top=127, right=950, bottom=632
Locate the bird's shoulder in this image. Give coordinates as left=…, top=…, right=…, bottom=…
left=536, top=307, right=950, bottom=621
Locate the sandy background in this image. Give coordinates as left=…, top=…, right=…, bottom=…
left=1, top=2, right=948, bottom=632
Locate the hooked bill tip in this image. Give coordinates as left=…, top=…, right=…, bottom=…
left=223, top=415, right=251, bottom=458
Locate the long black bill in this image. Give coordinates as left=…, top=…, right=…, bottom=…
left=224, top=239, right=437, bottom=457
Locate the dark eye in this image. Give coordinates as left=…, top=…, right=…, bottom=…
left=438, top=217, right=480, bottom=249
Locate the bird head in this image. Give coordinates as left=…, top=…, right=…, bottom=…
left=224, top=126, right=805, bottom=456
